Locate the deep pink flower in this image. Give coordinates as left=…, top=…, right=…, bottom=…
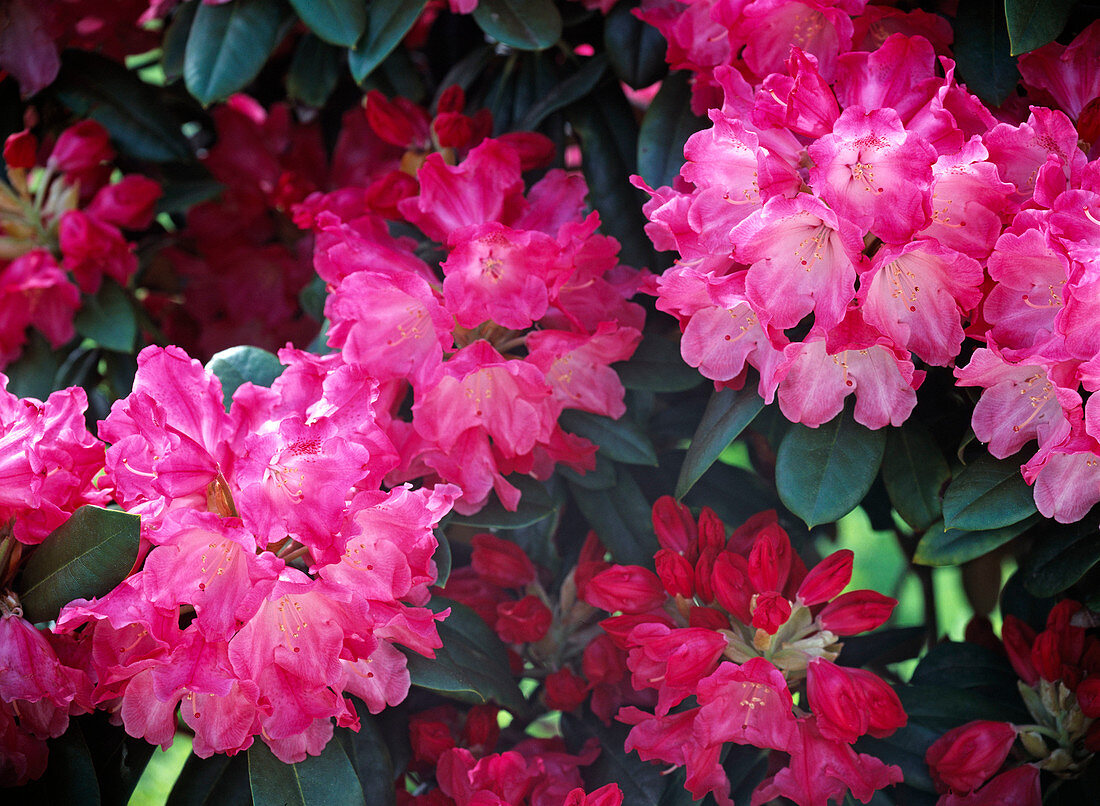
left=797, top=550, right=853, bottom=606
left=584, top=566, right=666, bottom=614
left=494, top=595, right=552, bottom=644
left=925, top=720, right=1018, bottom=794
left=818, top=589, right=896, bottom=635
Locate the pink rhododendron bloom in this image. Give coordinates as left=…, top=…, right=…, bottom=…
left=926, top=720, right=1018, bottom=794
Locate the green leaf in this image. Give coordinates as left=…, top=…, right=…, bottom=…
left=17, top=506, right=140, bottom=625
left=558, top=452, right=617, bottom=490
left=914, top=514, right=1039, bottom=567
left=403, top=598, right=527, bottom=714
left=637, top=71, right=707, bottom=190
left=604, top=0, right=667, bottom=89
left=1023, top=515, right=1100, bottom=597
left=37, top=721, right=101, bottom=805
left=156, top=175, right=224, bottom=216
left=473, top=0, right=562, bottom=51
left=53, top=51, right=193, bottom=163
left=569, top=465, right=657, bottom=567
left=3, top=331, right=62, bottom=400
left=168, top=753, right=251, bottom=806
left=446, top=475, right=555, bottom=529
left=942, top=452, right=1037, bottom=531
left=517, top=54, right=609, bottom=131
left=562, top=711, right=664, bottom=806
left=775, top=410, right=887, bottom=529
left=882, top=422, right=951, bottom=531
left=558, top=410, right=657, bottom=466
left=612, top=334, right=703, bottom=393
left=1005, top=0, right=1074, bottom=55
left=855, top=725, right=940, bottom=795
left=676, top=385, right=764, bottom=499
left=162, top=1, right=198, bottom=84
left=288, top=35, right=343, bottom=108
left=952, top=0, right=1019, bottom=106
left=289, top=0, right=366, bottom=47
left=349, top=0, right=428, bottom=84
left=206, top=346, right=285, bottom=409
left=80, top=712, right=157, bottom=806
left=433, top=529, right=452, bottom=588
left=910, top=641, right=1024, bottom=694
left=74, top=280, right=137, bottom=354
left=249, top=740, right=365, bottom=806
left=900, top=685, right=1027, bottom=732
left=185, top=0, right=288, bottom=106
left=337, top=709, right=396, bottom=806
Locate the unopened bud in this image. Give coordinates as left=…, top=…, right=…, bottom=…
left=1018, top=729, right=1049, bottom=759
left=1041, top=748, right=1074, bottom=773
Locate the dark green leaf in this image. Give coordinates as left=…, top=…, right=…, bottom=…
left=563, top=711, right=664, bottom=806
left=349, top=0, right=428, bottom=84
left=676, top=385, right=764, bottom=498
left=559, top=410, right=658, bottom=466
left=168, top=753, right=252, bottom=806
left=17, top=506, right=140, bottom=624
left=185, top=0, right=288, bottom=106
left=612, top=334, right=703, bottom=392
left=54, top=51, right=193, bottom=162
left=162, top=1, right=199, bottom=84
left=337, top=709, right=395, bottom=806
left=566, top=83, right=652, bottom=267
left=900, top=685, right=1027, bottom=730
left=3, top=331, right=62, bottom=400
left=433, top=530, right=452, bottom=588
left=914, top=514, right=1039, bottom=566
left=721, top=744, right=771, bottom=805
left=569, top=465, right=657, bottom=567
left=288, top=35, right=342, bottom=108
left=1023, top=515, right=1100, bottom=597
left=156, top=176, right=225, bottom=216
left=403, top=598, right=527, bottom=714
left=775, top=410, right=887, bottom=529
left=953, top=0, right=1019, bottom=106
left=249, top=740, right=365, bottom=806
left=604, top=1, right=667, bottom=89
left=289, top=0, right=366, bottom=47
left=1005, top=0, right=1074, bottom=55
left=835, top=627, right=926, bottom=668
left=910, top=641, right=1023, bottom=695
left=473, top=0, right=562, bottom=51
left=74, top=280, right=136, bottom=354
left=298, top=274, right=328, bottom=322
left=855, top=725, right=940, bottom=795
left=558, top=452, right=617, bottom=490
left=39, top=722, right=100, bottom=805
left=882, top=422, right=950, bottom=531
left=447, top=475, right=555, bottom=529
left=81, top=712, right=157, bottom=806
left=206, top=346, right=285, bottom=409
left=517, top=54, right=608, bottom=131
left=942, top=452, right=1037, bottom=531
left=637, top=71, right=706, bottom=190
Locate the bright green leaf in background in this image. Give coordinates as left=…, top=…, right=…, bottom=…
left=17, top=506, right=140, bottom=624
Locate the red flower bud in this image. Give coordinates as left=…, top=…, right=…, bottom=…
left=564, top=783, right=623, bottom=806
left=87, top=175, right=162, bottom=230
left=461, top=704, right=500, bottom=753
left=584, top=566, right=666, bottom=614
left=652, top=495, right=696, bottom=554
left=797, top=549, right=853, bottom=606
left=712, top=551, right=753, bottom=624
left=689, top=606, right=729, bottom=631
left=472, top=533, right=536, bottom=588
left=544, top=666, right=589, bottom=712
left=1001, top=615, right=1039, bottom=686
left=925, top=720, right=1017, bottom=794
left=574, top=530, right=611, bottom=601
left=495, top=132, right=555, bottom=170
left=409, top=715, right=456, bottom=764
left=751, top=591, right=792, bottom=634
left=808, top=659, right=906, bottom=743
left=697, top=506, right=726, bottom=554
left=3, top=130, right=37, bottom=169
left=655, top=548, right=695, bottom=598
left=494, top=595, right=552, bottom=643
left=582, top=633, right=626, bottom=686
left=818, top=589, right=896, bottom=635
left=1031, top=630, right=1064, bottom=682
left=364, top=170, right=420, bottom=219
left=49, top=120, right=113, bottom=173
left=1077, top=676, right=1100, bottom=718
left=437, top=85, right=466, bottom=115
left=941, top=766, right=1040, bottom=806
left=727, top=509, right=779, bottom=553
left=433, top=112, right=475, bottom=149
left=747, top=524, right=793, bottom=593
left=365, top=91, right=430, bottom=148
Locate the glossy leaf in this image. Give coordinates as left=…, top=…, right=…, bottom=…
left=473, top=0, right=562, bottom=51
left=882, top=422, right=950, bottom=531
left=941, top=453, right=1037, bottom=532
left=206, top=346, right=285, bottom=409
left=835, top=627, right=926, bottom=668
left=3, top=332, right=62, bottom=400
left=517, top=54, right=608, bottom=131
left=81, top=712, right=157, bottom=806
left=185, top=0, right=288, bottom=106
left=856, top=725, right=940, bottom=795
left=952, top=0, right=1019, bottom=106
left=348, top=0, right=428, bottom=84
left=287, top=35, right=342, bottom=108
left=676, top=385, right=764, bottom=499
left=775, top=410, right=887, bottom=528
left=162, top=1, right=198, bottom=84
left=156, top=176, right=224, bottom=216
left=900, top=685, right=1027, bottom=731
left=558, top=452, right=617, bottom=490
left=604, top=1, right=667, bottom=89
left=612, top=334, right=703, bottom=393
left=559, top=410, right=658, bottom=466
left=17, top=506, right=140, bottom=624
left=1022, top=515, right=1100, bottom=597
left=569, top=465, right=657, bottom=567
left=1005, top=0, right=1074, bottom=55
left=637, top=71, right=706, bottom=190
left=433, top=529, right=452, bottom=588
left=74, top=280, right=136, bottom=354
left=54, top=51, right=193, bottom=163
left=402, top=598, right=527, bottom=714
left=249, top=740, right=365, bottom=806
left=914, top=515, right=1039, bottom=567
left=447, top=475, right=555, bottom=529
left=35, top=721, right=100, bottom=805
left=337, top=709, right=396, bottom=806
left=167, top=753, right=251, bottom=806
left=289, top=0, right=366, bottom=48
left=910, top=641, right=1023, bottom=695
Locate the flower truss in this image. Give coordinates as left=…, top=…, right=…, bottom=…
left=581, top=496, right=906, bottom=806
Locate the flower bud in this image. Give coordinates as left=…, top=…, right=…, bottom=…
left=3, top=130, right=36, bottom=170
left=87, top=176, right=162, bottom=230
left=694, top=546, right=718, bottom=604
left=584, top=566, right=666, bottom=614
left=1078, top=96, right=1100, bottom=147
left=818, top=589, right=895, bottom=635
left=461, top=704, right=500, bottom=753
left=655, top=549, right=695, bottom=598
left=689, top=606, right=729, bottom=631
left=712, top=550, right=753, bottom=624
left=697, top=507, right=726, bottom=554
left=564, top=783, right=623, bottom=806
left=925, top=720, right=1017, bottom=793
left=472, top=533, right=536, bottom=588
left=495, top=132, right=555, bottom=170
left=436, top=85, right=466, bottom=115
left=1002, top=615, right=1039, bottom=686
left=1017, top=729, right=1048, bottom=760
left=796, top=549, right=853, bottom=606
left=652, top=495, right=696, bottom=554
left=49, top=120, right=113, bottom=174
left=1076, top=676, right=1100, bottom=718
left=365, top=90, right=429, bottom=148
left=494, top=595, right=552, bottom=643
left=747, top=524, right=792, bottom=593
left=750, top=591, right=791, bottom=635
left=544, top=667, right=589, bottom=712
